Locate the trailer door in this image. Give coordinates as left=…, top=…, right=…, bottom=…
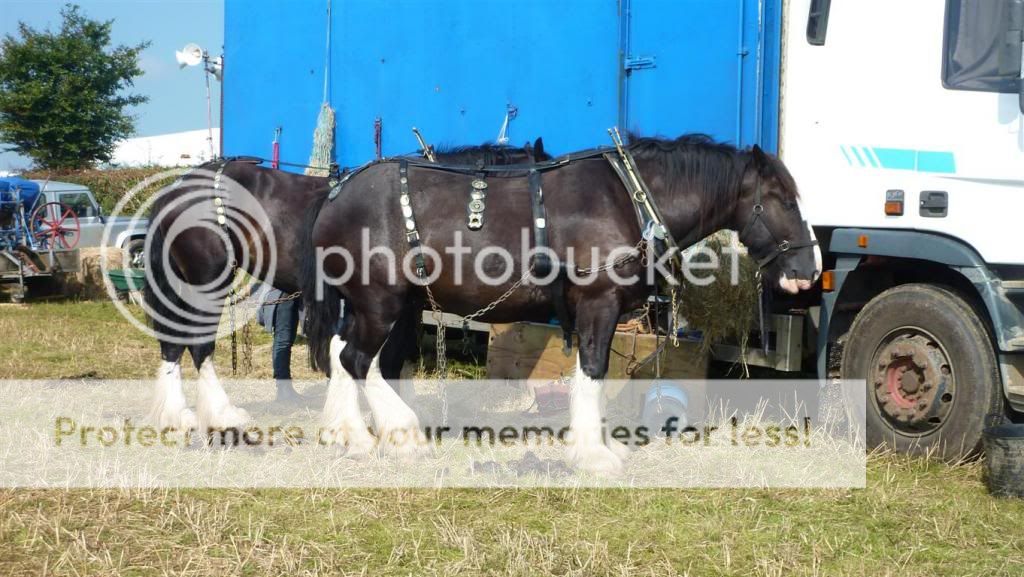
left=622, top=0, right=781, bottom=150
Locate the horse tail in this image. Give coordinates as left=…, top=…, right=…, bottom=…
left=300, top=193, right=340, bottom=375
left=143, top=221, right=184, bottom=342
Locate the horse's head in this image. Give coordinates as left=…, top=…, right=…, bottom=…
left=736, top=145, right=821, bottom=295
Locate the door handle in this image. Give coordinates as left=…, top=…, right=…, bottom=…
left=919, top=191, right=948, bottom=218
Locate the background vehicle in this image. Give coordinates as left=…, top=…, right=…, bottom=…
left=1, top=177, right=147, bottom=301
left=222, top=0, right=1023, bottom=456
left=784, top=0, right=1024, bottom=456
left=32, top=181, right=149, bottom=268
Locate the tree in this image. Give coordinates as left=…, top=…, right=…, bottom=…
left=0, top=4, right=149, bottom=169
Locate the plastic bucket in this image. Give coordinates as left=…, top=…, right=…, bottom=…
left=107, top=268, right=147, bottom=292
left=982, top=422, right=1024, bottom=498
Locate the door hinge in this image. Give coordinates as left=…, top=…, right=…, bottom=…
left=624, top=55, right=656, bottom=71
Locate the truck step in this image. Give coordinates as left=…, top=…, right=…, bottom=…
left=1003, top=280, right=1024, bottom=293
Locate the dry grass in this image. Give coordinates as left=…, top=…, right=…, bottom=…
left=0, top=300, right=321, bottom=381
left=1, top=302, right=1023, bottom=576
left=677, top=232, right=760, bottom=351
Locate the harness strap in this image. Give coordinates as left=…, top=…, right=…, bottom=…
left=603, top=151, right=682, bottom=274
left=528, top=169, right=574, bottom=354
left=398, top=160, right=428, bottom=278
left=738, top=181, right=818, bottom=269
left=327, top=159, right=371, bottom=201
left=467, top=171, right=488, bottom=230
left=212, top=160, right=229, bottom=230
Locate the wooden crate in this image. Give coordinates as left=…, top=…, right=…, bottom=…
left=487, top=322, right=708, bottom=412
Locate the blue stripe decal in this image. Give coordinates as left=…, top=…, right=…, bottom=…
left=916, top=151, right=956, bottom=174
left=850, top=147, right=866, bottom=167
left=847, top=146, right=958, bottom=174
left=872, top=148, right=916, bottom=171
left=861, top=147, right=877, bottom=167
left=839, top=146, right=852, bottom=166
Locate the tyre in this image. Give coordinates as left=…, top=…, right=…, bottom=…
left=840, top=283, right=1002, bottom=459
left=124, top=238, right=145, bottom=269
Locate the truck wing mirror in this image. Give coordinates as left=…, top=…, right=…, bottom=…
left=1002, top=0, right=1024, bottom=113
left=1015, top=40, right=1024, bottom=114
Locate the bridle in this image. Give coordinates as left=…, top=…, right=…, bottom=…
left=738, top=178, right=818, bottom=269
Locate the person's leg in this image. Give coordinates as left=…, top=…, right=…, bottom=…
left=272, top=299, right=302, bottom=403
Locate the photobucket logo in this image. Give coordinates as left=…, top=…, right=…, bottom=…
left=100, top=167, right=277, bottom=344
left=313, top=228, right=745, bottom=297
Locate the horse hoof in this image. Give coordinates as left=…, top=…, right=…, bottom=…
left=567, top=443, right=624, bottom=476
left=378, top=427, right=431, bottom=461
left=204, top=405, right=250, bottom=430
left=153, top=407, right=198, bottom=432
left=607, top=438, right=632, bottom=461
left=321, top=424, right=378, bottom=458
left=343, top=434, right=378, bottom=460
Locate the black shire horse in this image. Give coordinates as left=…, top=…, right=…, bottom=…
left=301, top=134, right=821, bottom=473
left=143, top=139, right=548, bottom=433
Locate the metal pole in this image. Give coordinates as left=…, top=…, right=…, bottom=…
left=219, top=53, right=225, bottom=158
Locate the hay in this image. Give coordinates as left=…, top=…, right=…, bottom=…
left=57, top=247, right=123, bottom=299
left=676, top=231, right=759, bottom=352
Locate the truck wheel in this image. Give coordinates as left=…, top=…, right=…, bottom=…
left=124, top=238, right=145, bottom=269
left=840, top=284, right=1002, bottom=459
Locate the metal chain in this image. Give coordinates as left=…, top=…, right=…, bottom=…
left=224, top=280, right=301, bottom=377
left=419, top=236, right=647, bottom=422
left=262, top=290, right=303, bottom=306
left=462, top=268, right=533, bottom=324
left=423, top=265, right=534, bottom=425
left=575, top=238, right=647, bottom=275
left=422, top=283, right=449, bottom=424
left=670, top=283, right=681, bottom=347
left=241, top=315, right=253, bottom=374
left=229, top=283, right=238, bottom=375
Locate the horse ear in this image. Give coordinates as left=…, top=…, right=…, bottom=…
left=533, top=137, right=545, bottom=158
left=751, top=144, right=770, bottom=174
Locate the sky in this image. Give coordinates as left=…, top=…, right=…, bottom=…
left=0, top=0, right=224, bottom=171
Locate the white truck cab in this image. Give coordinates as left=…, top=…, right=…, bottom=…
left=782, top=0, right=1024, bottom=456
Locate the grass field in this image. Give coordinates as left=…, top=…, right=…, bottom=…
left=1, top=301, right=1023, bottom=576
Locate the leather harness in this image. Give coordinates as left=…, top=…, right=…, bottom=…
left=324, top=145, right=817, bottom=355
left=737, top=179, right=818, bottom=269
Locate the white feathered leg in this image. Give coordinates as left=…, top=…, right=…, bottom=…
left=565, top=354, right=623, bottom=475
left=364, top=351, right=428, bottom=458
left=195, top=357, right=249, bottom=429
left=321, top=336, right=377, bottom=457
left=149, top=360, right=198, bottom=431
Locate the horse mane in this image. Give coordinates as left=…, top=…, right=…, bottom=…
left=432, top=142, right=541, bottom=165
left=626, top=133, right=798, bottom=222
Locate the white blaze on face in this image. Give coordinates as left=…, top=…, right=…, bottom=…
left=776, top=200, right=822, bottom=294
left=806, top=219, right=823, bottom=281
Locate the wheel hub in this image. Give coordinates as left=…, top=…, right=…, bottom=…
left=872, top=331, right=954, bottom=433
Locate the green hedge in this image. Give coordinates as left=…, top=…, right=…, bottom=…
left=21, top=166, right=178, bottom=216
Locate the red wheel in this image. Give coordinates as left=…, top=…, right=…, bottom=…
left=30, top=202, right=81, bottom=249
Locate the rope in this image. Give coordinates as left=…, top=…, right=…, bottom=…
left=306, top=105, right=336, bottom=177
left=322, top=0, right=331, bottom=104
left=306, top=0, right=335, bottom=177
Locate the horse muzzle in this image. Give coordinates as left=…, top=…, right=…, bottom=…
left=778, top=274, right=814, bottom=295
